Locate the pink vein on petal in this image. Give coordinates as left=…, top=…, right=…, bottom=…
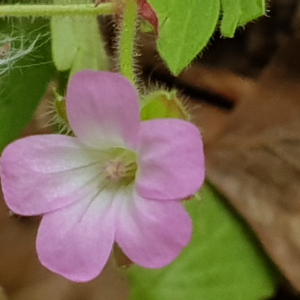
left=37, top=188, right=118, bottom=282
left=1, top=135, right=103, bottom=216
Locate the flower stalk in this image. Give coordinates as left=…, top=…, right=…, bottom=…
left=118, top=0, right=138, bottom=84
left=0, top=3, right=115, bottom=17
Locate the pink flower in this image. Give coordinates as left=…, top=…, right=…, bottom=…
left=0, top=70, right=204, bottom=282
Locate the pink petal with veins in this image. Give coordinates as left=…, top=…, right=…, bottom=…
left=116, top=189, right=192, bottom=268
left=37, top=188, right=118, bottom=282
left=66, top=70, right=140, bottom=150
left=1, top=135, right=103, bottom=216
left=136, top=119, right=205, bottom=201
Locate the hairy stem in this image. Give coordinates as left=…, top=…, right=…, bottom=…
left=0, top=3, right=114, bottom=17
left=118, top=0, right=138, bottom=84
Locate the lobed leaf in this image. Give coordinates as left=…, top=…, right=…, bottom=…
left=147, top=0, right=265, bottom=74
left=148, top=0, right=219, bottom=76
left=221, top=0, right=265, bottom=37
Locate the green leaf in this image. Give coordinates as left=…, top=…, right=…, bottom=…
left=220, top=0, right=265, bottom=37
left=51, top=0, right=109, bottom=74
left=238, top=0, right=265, bottom=26
left=51, top=16, right=77, bottom=71
left=147, top=0, right=265, bottom=73
left=147, top=0, right=220, bottom=76
left=69, top=17, right=109, bottom=75
left=220, top=0, right=242, bottom=37
left=128, top=184, right=277, bottom=300
left=0, top=18, right=55, bottom=152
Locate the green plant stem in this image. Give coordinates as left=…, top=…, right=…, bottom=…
left=0, top=3, right=114, bottom=17
left=119, top=0, right=138, bottom=84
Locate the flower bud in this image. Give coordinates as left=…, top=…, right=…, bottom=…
left=141, top=90, right=190, bottom=121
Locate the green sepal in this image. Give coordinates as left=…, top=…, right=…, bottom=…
left=52, top=88, right=68, bottom=124
left=140, top=90, right=190, bottom=121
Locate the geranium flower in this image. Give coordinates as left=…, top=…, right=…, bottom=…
left=0, top=70, right=205, bottom=282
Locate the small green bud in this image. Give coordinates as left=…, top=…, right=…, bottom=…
left=140, top=90, right=190, bottom=121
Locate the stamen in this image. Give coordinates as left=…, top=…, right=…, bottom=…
left=101, top=148, right=137, bottom=185
left=103, top=159, right=126, bottom=181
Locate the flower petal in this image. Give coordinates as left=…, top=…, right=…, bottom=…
left=136, top=119, right=205, bottom=200
left=116, top=189, right=192, bottom=268
left=36, top=189, right=116, bottom=282
left=1, top=135, right=103, bottom=215
left=66, top=70, right=140, bottom=150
